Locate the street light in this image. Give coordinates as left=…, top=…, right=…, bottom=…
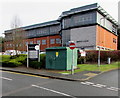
left=98, top=17, right=105, bottom=67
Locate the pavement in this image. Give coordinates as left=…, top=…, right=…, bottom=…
left=0, top=66, right=102, bottom=81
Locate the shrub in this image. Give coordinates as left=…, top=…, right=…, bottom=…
left=1, top=55, right=11, bottom=62
left=1, top=53, right=46, bottom=69
left=77, top=56, right=86, bottom=64
left=29, top=61, right=41, bottom=69
left=84, top=50, right=120, bottom=63
left=40, top=54, right=46, bottom=68
left=2, top=59, right=22, bottom=67
left=15, top=55, right=27, bottom=63
left=29, top=54, right=46, bottom=69
left=1, top=55, right=26, bottom=67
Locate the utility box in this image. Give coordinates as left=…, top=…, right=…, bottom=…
left=46, top=47, right=78, bottom=70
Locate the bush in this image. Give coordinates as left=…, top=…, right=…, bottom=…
left=85, top=50, right=120, bottom=63
left=77, top=56, right=86, bottom=64
left=1, top=55, right=26, bottom=67
left=1, top=53, right=46, bottom=69
left=16, top=55, right=27, bottom=63
left=29, top=61, right=41, bottom=69
left=29, top=54, right=46, bottom=69
left=1, top=55, right=11, bottom=62
left=2, top=59, right=22, bottom=67
left=40, top=54, right=46, bottom=68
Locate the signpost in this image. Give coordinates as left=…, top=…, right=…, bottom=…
left=69, top=41, right=76, bottom=75
left=27, top=44, right=40, bottom=68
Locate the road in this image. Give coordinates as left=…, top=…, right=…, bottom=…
left=1, top=69, right=119, bottom=97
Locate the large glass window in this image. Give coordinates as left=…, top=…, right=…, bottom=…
left=37, top=40, right=41, bottom=44
left=30, top=41, right=33, bottom=44
left=56, top=38, right=61, bottom=44
left=50, top=39, right=55, bottom=44
left=42, top=40, right=46, bottom=45
left=25, top=42, right=28, bottom=46
left=10, top=44, right=12, bottom=47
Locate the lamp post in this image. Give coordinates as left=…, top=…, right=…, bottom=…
left=98, top=17, right=105, bottom=67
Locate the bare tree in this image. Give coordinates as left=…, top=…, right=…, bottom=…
left=11, top=16, right=26, bottom=55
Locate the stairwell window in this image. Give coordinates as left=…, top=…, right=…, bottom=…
left=113, top=38, right=116, bottom=43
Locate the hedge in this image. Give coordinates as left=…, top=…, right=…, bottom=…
left=1, top=55, right=26, bottom=67
left=29, top=54, right=46, bottom=69
left=1, top=54, right=46, bottom=68
left=78, top=50, right=120, bottom=64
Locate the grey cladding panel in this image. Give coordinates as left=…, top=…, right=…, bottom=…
left=63, top=11, right=97, bottom=29
left=62, top=30, right=70, bottom=46
left=71, top=26, right=96, bottom=47
left=26, top=25, right=60, bottom=38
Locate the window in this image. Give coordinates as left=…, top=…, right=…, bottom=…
left=42, top=40, right=46, bottom=45
left=25, top=42, right=28, bottom=46
left=112, top=25, right=117, bottom=34
left=19, top=44, right=22, bottom=47
left=56, top=38, right=61, bottom=44
left=16, top=44, right=18, bottom=47
left=10, top=44, right=12, bottom=47
left=37, top=40, right=40, bottom=44
left=7, top=44, right=9, bottom=47
left=50, top=39, right=55, bottom=44
left=30, top=41, right=33, bottom=44
left=113, top=38, right=116, bottom=43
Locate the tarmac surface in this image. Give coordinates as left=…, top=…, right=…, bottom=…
left=1, top=67, right=119, bottom=97
left=0, top=66, right=102, bottom=81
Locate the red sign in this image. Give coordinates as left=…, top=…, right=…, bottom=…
left=69, top=42, right=76, bottom=50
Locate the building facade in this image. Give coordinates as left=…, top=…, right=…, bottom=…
left=4, top=3, right=118, bottom=51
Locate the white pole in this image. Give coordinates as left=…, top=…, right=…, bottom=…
left=38, top=44, right=40, bottom=62
left=27, top=44, right=29, bottom=68
left=98, top=17, right=106, bottom=67
left=71, top=50, right=74, bottom=75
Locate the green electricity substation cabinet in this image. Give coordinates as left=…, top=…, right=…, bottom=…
left=46, top=47, right=78, bottom=70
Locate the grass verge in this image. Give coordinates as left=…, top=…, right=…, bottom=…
left=60, top=62, right=120, bottom=74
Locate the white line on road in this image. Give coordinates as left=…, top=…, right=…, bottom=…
left=92, top=84, right=106, bottom=88
left=107, top=87, right=119, bottom=92
left=81, top=81, right=94, bottom=85
left=31, top=84, right=76, bottom=98
left=81, top=81, right=119, bottom=92
left=0, top=77, right=12, bottom=81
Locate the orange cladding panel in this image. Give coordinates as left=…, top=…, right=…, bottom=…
left=96, top=25, right=117, bottom=50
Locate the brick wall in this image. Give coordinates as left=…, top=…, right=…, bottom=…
left=4, top=35, right=61, bottom=52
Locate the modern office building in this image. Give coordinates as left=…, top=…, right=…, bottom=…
left=4, top=3, right=118, bottom=51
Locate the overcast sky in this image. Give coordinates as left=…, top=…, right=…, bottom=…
left=0, top=0, right=119, bottom=37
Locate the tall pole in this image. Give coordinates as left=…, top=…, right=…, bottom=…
left=71, top=50, right=74, bottom=75
left=98, top=17, right=105, bottom=67
left=38, top=44, right=40, bottom=62
left=27, top=44, right=29, bottom=68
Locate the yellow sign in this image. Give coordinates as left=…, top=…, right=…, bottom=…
left=56, top=52, right=59, bottom=57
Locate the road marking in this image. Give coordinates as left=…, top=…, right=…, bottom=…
left=1, top=70, right=48, bottom=79
left=81, top=81, right=94, bottom=85
left=32, top=84, right=76, bottom=98
left=0, top=77, right=12, bottom=81
left=107, top=87, right=119, bottom=92
left=81, top=81, right=119, bottom=92
left=92, top=84, right=106, bottom=88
